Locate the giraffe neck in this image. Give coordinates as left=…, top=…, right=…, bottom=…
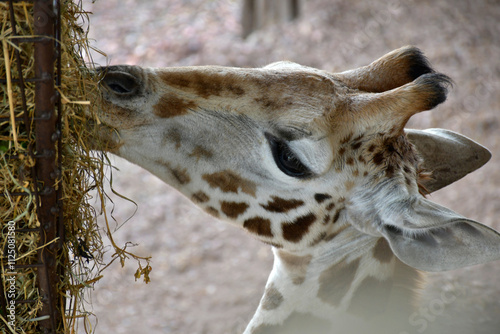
left=245, top=226, right=424, bottom=334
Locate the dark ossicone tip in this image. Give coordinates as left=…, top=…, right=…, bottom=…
left=414, top=73, right=453, bottom=110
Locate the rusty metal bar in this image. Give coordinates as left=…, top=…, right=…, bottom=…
left=15, top=227, right=42, bottom=233
left=16, top=299, right=38, bottom=304
left=2, top=1, right=64, bottom=331
left=33, top=0, right=62, bottom=332
left=54, top=0, right=65, bottom=251
left=10, top=36, right=53, bottom=43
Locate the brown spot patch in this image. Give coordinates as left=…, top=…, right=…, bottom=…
left=170, top=166, right=191, bottom=185
left=318, top=258, right=360, bottom=307
left=341, top=132, right=354, bottom=144
left=163, top=128, right=182, bottom=149
left=263, top=241, right=283, bottom=248
left=325, top=202, right=335, bottom=211
left=373, top=238, right=394, bottom=264
left=337, top=147, right=346, bottom=157
left=153, top=93, right=196, bottom=118
left=260, top=196, right=304, bottom=213
left=220, top=201, right=249, bottom=219
left=191, top=191, right=209, bottom=203
left=405, top=176, right=412, bottom=186
left=205, top=206, right=220, bottom=217
left=314, top=193, right=332, bottom=203
left=282, top=213, right=317, bottom=243
left=385, top=163, right=395, bottom=177
left=309, top=232, right=327, bottom=247
left=159, top=70, right=245, bottom=99
left=371, top=135, right=418, bottom=178
left=331, top=208, right=344, bottom=224
left=189, top=146, right=213, bottom=161
left=202, top=170, right=257, bottom=197
left=346, top=157, right=355, bottom=165
left=276, top=250, right=312, bottom=285
left=347, top=276, right=393, bottom=317
left=261, top=283, right=284, bottom=310
left=344, top=180, right=355, bottom=191
left=351, top=141, right=363, bottom=150
left=244, top=217, right=273, bottom=237
left=254, top=96, right=292, bottom=111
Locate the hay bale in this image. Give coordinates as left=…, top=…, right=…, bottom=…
left=1, top=1, right=150, bottom=333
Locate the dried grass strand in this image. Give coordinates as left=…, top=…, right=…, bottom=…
left=2, top=38, right=18, bottom=149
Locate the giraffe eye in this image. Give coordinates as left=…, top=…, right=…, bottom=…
left=266, top=134, right=311, bottom=178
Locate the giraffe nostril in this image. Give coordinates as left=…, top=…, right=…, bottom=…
left=101, top=71, right=140, bottom=96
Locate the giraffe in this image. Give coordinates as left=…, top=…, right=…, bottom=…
left=93, top=46, right=500, bottom=333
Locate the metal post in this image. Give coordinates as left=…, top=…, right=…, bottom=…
left=33, top=0, right=62, bottom=332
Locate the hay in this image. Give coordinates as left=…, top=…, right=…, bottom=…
left=1, top=1, right=151, bottom=333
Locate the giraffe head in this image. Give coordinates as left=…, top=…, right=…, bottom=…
left=95, top=46, right=500, bottom=273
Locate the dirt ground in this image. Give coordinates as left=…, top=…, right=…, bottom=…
left=81, top=0, right=500, bottom=333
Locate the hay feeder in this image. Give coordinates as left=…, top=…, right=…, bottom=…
left=1, top=0, right=154, bottom=332
left=1, top=1, right=151, bottom=332
left=1, top=0, right=66, bottom=332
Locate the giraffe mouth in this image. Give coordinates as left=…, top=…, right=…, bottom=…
left=84, top=119, right=123, bottom=153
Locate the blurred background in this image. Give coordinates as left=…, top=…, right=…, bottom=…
left=81, top=0, right=500, bottom=333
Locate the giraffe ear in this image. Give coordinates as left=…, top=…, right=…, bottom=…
left=406, top=128, right=491, bottom=193
left=380, top=198, right=500, bottom=272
